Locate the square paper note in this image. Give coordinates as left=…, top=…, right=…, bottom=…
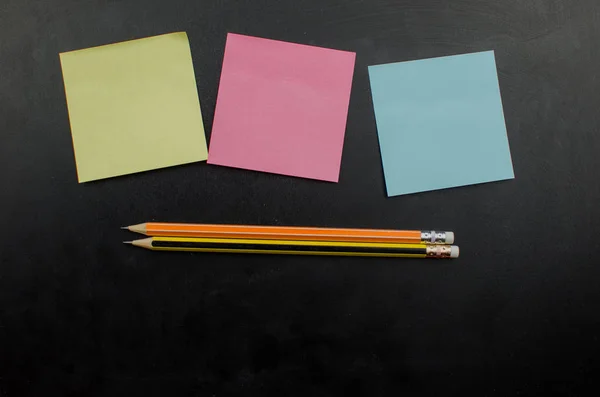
left=60, top=32, right=208, bottom=182
left=207, top=33, right=356, bottom=182
left=368, top=51, right=514, bottom=196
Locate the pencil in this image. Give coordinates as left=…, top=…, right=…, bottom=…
left=122, top=223, right=455, bottom=244
left=124, top=237, right=460, bottom=259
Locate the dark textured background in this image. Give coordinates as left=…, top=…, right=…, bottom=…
left=1, top=0, right=600, bottom=395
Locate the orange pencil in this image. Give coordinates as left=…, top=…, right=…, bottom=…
left=122, top=223, right=454, bottom=244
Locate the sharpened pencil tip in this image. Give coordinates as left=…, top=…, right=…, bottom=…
left=121, top=226, right=129, bottom=230
left=123, top=241, right=133, bottom=244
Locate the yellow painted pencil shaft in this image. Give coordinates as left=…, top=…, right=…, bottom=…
left=126, top=237, right=459, bottom=259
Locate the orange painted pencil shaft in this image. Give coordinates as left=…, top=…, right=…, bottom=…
left=142, top=222, right=430, bottom=244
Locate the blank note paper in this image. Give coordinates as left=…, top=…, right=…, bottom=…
left=207, top=33, right=356, bottom=182
left=368, top=51, right=514, bottom=196
left=60, top=32, right=208, bottom=182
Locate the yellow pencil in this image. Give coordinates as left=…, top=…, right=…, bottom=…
left=124, top=237, right=460, bottom=259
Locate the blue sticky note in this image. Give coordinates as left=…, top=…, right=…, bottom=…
left=368, top=51, right=514, bottom=196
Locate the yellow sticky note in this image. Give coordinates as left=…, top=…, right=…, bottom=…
left=60, top=32, right=208, bottom=182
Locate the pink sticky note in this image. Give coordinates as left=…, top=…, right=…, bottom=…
left=207, top=33, right=356, bottom=182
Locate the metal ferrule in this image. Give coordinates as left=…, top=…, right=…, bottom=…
left=421, top=231, right=448, bottom=244
left=425, top=245, right=453, bottom=258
